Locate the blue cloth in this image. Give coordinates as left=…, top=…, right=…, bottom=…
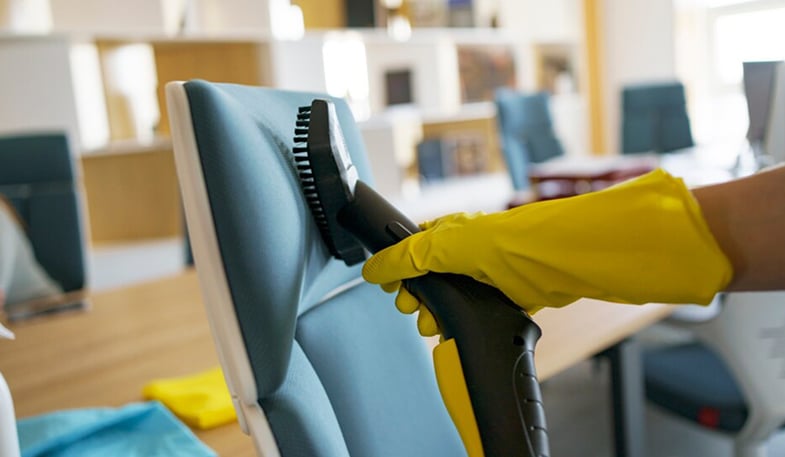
left=17, top=401, right=216, bottom=457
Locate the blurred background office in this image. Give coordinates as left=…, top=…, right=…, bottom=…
left=1, top=0, right=784, bottom=455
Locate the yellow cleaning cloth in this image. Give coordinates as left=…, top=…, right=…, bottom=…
left=142, top=367, right=236, bottom=429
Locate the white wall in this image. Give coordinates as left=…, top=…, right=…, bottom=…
left=359, top=110, right=423, bottom=197
left=601, top=0, right=677, bottom=154
left=0, top=36, right=82, bottom=150
left=49, top=0, right=298, bottom=36
left=193, top=0, right=280, bottom=36
left=271, top=33, right=371, bottom=118
left=551, top=93, right=589, bottom=157
left=269, top=36, right=328, bottom=92
left=498, top=0, right=581, bottom=43
left=0, top=35, right=108, bottom=152
left=49, top=0, right=176, bottom=34
left=364, top=32, right=461, bottom=116
left=69, top=41, right=110, bottom=149
left=0, top=0, right=51, bottom=32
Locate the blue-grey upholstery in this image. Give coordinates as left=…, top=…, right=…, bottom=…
left=621, top=82, right=694, bottom=154
left=183, top=81, right=464, bottom=457
left=0, top=133, right=86, bottom=293
left=495, top=88, right=565, bottom=190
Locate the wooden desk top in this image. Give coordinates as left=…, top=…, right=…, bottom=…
left=0, top=270, right=674, bottom=456
left=0, top=270, right=254, bottom=457
left=533, top=299, right=674, bottom=380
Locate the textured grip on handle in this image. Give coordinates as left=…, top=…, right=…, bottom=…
left=514, top=350, right=549, bottom=456
left=406, top=274, right=549, bottom=457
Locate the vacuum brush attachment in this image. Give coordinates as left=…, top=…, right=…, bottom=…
left=293, top=100, right=366, bottom=265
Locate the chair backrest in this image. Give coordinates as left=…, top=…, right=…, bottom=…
left=621, top=81, right=694, bottom=154
left=167, top=80, right=464, bottom=457
left=0, top=133, right=86, bottom=293
left=494, top=88, right=565, bottom=190
left=693, top=291, right=785, bottom=446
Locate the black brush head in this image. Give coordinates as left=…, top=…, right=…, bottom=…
left=293, top=99, right=367, bottom=266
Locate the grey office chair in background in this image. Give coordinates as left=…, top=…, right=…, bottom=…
left=167, top=80, right=465, bottom=457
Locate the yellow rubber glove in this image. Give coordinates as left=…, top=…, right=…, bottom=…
left=142, top=367, right=236, bottom=429
left=363, top=169, right=733, bottom=336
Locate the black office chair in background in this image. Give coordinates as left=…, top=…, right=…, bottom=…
left=0, top=132, right=89, bottom=318
left=621, top=81, right=695, bottom=155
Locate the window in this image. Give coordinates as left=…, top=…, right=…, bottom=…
left=674, top=0, right=785, bottom=164
left=713, top=5, right=785, bottom=86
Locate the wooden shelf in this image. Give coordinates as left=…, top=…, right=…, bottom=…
left=81, top=136, right=172, bottom=156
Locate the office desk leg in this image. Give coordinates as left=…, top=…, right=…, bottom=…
left=606, top=339, right=645, bottom=457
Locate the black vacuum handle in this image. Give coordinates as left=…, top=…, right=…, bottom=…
left=404, top=273, right=549, bottom=457
left=339, top=180, right=550, bottom=457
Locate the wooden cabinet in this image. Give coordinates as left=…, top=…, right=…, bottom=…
left=81, top=141, right=181, bottom=243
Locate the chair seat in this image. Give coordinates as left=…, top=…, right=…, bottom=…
left=643, top=342, right=748, bottom=432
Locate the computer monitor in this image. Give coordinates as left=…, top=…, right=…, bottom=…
left=764, top=62, right=785, bottom=164
left=742, top=61, right=782, bottom=146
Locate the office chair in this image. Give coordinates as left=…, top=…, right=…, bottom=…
left=621, top=81, right=694, bottom=154
left=0, top=133, right=88, bottom=305
left=643, top=291, right=785, bottom=457
left=0, top=132, right=86, bottom=456
left=495, top=88, right=655, bottom=202
left=167, top=80, right=465, bottom=456
left=494, top=88, right=565, bottom=191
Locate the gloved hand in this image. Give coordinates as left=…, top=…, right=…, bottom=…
left=362, top=169, right=733, bottom=336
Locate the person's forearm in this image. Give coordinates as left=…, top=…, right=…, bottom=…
left=692, top=164, right=785, bottom=291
